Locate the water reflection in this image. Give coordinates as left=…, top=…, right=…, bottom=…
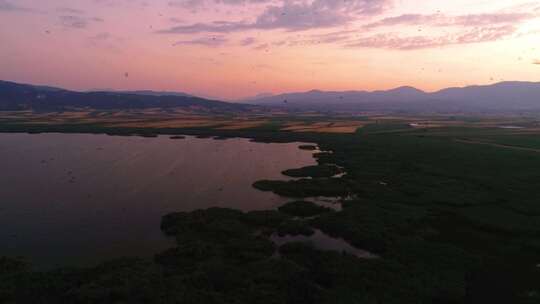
left=271, top=229, right=377, bottom=259
left=303, top=196, right=343, bottom=211
left=0, top=133, right=317, bottom=269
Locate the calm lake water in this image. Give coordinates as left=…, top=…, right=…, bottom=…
left=0, top=133, right=317, bottom=269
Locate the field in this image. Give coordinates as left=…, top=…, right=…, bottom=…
left=1, top=110, right=540, bottom=303
left=1, top=109, right=539, bottom=134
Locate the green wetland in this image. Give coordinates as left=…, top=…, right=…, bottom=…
left=1, top=121, right=540, bottom=303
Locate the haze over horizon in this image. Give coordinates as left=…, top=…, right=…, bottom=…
left=1, top=0, right=540, bottom=100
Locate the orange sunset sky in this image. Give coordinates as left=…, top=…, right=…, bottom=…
left=1, top=0, right=539, bottom=100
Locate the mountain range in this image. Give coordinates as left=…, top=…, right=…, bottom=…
left=2, top=80, right=540, bottom=113
left=0, top=80, right=253, bottom=112
left=250, top=82, right=540, bottom=113
left=88, top=89, right=193, bottom=98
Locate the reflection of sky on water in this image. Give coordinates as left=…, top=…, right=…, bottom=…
left=0, top=133, right=316, bottom=269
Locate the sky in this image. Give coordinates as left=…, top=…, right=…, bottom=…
left=1, top=0, right=539, bottom=100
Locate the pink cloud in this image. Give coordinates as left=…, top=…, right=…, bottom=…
left=159, top=0, right=392, bottom=33
left=365, top=13, right=533, bottom=28
left=347, top=25, right=517, bottom=50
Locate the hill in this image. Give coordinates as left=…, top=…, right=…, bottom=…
left=110, top=90, right=193, bottom=98
left=0, top=80, right=254, bottom=112
left=250, top=82, right=540, bottom=113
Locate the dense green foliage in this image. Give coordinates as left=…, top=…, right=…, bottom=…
left=298, top=145, right=318, bottom=150
left=169, top=135, right=186, bottom=139
left=282, top=165, right=344, bottom=178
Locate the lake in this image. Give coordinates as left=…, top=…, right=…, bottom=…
left=0, top=133, right=317, bottom=269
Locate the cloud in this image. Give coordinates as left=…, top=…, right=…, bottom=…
left=0, top=0, right=37, bottom=12
left=168, top=0, right=276, bottom=14
left=364, top=13, right=534, bottom=29
left=240, top=37, right=256, bottom=46
left=86, top=32, right=126, bottom=52
left=347, top=25, right=517, bottom=50
left=283, top=9, right=534, bottom=50
left=168, top=0, right=272, bottom=9
left=89, top=32, right=112, bottom=40
left=59, top=15, right=104, bottom=29
left=534, top=60, right=540, bottom=65
left=57, top=7, right=85, bottom=15
left=60, top=15, right=88, bottom=28
left=168, top=0, right=204, bottom=9
left=312, top=30, right=357, bottom=43
left=160, top=1, right=535, bottom=51
left=159, top=0, right=392, bottom=33
left=170, top=17, right=183, bottom=23
left=158, top=21, right=249, bottom=33
left=253, top=43, right=269, bottom=50
left=343, top=10, right=537, bottom=50
left=173, top=36, right=228, bottom=47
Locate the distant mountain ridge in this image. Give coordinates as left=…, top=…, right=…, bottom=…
left=0, top=80, right=254, bottom=112
left=91, top=89, right=193, bottom=98
left=3, top=80, right=539, bottom=113
left=250, top=82, right=540, bottom=113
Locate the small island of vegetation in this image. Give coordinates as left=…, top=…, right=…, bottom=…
left=298, top=145, right=318, bottom=151
left=169, top=135, right=186, bottom=139
left=282, top=165, right=345, bottom=178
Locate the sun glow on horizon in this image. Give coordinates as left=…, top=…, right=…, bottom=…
left=0, top=0, right=539, bottom=99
